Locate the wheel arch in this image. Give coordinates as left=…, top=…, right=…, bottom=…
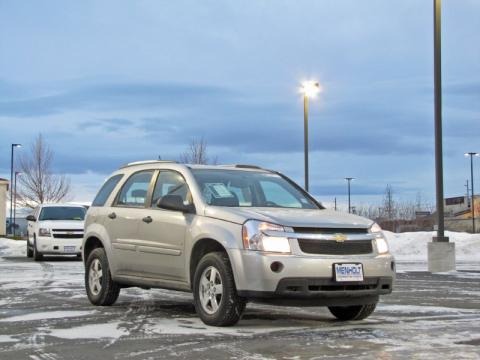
left=83, top=236, right=105, bottom=264
left=189, top=238, right=230, bottom=289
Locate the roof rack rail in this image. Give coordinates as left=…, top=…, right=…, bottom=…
left=218, top=164, right=264, bottom=170
left=119, top=160, right=177, bottom=169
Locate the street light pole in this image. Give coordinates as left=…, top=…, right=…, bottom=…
left=300, top=81, right=320, bottom=193
left=428, top=0, right=455, bottom=272
left=345, top=177, right=354, bottom=213
left=304, top=95, right=309, bottom=192
left=465, top=152, right=479, bottom=233
left=13, top=172, right=21, bottom=237
left=9, top=143, right=21, bottom=235
left=433, top=0, right=447, bottom=242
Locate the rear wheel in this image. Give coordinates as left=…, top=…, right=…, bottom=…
left=193, top=252, right=246, bottom=326
left=33, top=238, right=43, bottom=261
left=85, top=248, right=120, bottom=306
left=328, top=303, right=377, bottom=321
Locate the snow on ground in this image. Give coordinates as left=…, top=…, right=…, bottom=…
left=384, top=230, right=480, bottom=262
left=0, top=238, right=26, bottom=258
left=46, top=321, right=129, bottom=340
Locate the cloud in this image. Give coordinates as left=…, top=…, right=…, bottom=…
left=77, top=119, right=135, bottom=132
left=0, top=82, right=233, bottom=117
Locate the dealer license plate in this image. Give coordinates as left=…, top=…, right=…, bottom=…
left=64, top=246, right=76, bottom=253
left=334, top=263, right=364, bottom=282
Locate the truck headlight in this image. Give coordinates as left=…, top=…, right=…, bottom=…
left=369, top=222, right=389, bottom=254
left=39, top=228, right=51, bottom=237
left=242, top=220, right=291, bottom=253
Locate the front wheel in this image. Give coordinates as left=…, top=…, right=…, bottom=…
left=193, top=252, right=246, bottom=326
left=26, top=237, right=33, bottom=258
left=85, top=248, right=120, bottom=306
left=328, top=303, right=377, bottom=321
left=33, top=238, right=43, bottom=261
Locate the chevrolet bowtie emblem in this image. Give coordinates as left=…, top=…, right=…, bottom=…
left=333, top=233, right=347, bottom=242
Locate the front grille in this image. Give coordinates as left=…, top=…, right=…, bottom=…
left=293, top=227, right=368, bottom=234
left=52, top=234, right=83, bottom=239
left=298, top=239, right=373, bottom=255
left=52, top=229, right=83, bottom=232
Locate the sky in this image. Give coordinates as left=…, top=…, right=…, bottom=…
left=0, top=0, right=479, bottom=209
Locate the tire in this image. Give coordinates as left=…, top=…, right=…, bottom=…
left=328, top=303, right=377, bottom=321
left=85, top=248, right=120, bottom=306
left=26, top=237, right=33, bottom=258
left=33, top=238, right=43, bottom=261
left=193, top=251, right=246, bottom=327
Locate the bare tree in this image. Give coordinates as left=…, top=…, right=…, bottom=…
left=355, top=204, right=381, bottom=220
left=16, top=134, right=71, bottom=208
left=179, top=137, right=218, bottom=165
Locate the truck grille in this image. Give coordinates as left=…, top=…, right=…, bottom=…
left=52, top=229, right=83, bottom=239
left=298, top=239, right=373, bottom=255
left=52, top=234, right=83, bottom=239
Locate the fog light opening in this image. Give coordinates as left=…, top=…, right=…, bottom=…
left=391, top=261, right=396, bottom=272
left=270, top=261, right=284, bottom=273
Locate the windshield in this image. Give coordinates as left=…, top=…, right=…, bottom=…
left=39, top=207, right=86, bottom=221
left=191, top=169, right=319, bottom=209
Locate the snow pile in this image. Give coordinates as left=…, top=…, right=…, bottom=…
left=384, top=231, right=480, bottom=261
left=0, top=238, right=26, bottom=258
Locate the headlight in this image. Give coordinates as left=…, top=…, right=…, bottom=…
left=375, top=237, right=389, bottom=254
left=39, top=228, right=51, bottom=237
left=242, top=220, right=291, bottom=253
left=369, top=223, right=389, bottom=254
left=370, top=222, right=382, bottom=233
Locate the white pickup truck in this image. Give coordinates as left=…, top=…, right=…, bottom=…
left=26, top=204, right=87, bottom=261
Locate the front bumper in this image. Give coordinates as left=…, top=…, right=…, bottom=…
left=237, top=276, right=392, bottom=306
left=36, top=236, right=82, bottom=255
left=229, top=249, right=395, bottom=303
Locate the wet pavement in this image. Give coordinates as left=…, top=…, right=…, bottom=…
left=0, top=256, right=479, bottom=359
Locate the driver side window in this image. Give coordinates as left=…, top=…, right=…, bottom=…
left=151, top=170, right=192, bottom=207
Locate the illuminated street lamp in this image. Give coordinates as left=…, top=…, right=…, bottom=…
left=345, top=177, right=355, bottom=213
left=465, top=152, right=479, bottom=233
left=9, top=143, right=21, bottom=235
left=300, top=80, right=321, bottom=192
left=13, top=171, right=22, bottom=237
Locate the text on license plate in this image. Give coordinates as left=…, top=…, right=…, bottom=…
left=334, top=263, right=364, bottom=282
left=64, top=246, right=76, bottom=253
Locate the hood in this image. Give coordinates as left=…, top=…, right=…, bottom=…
left=204, top=207, right=373, bottom=229
left=37, top=220, right=85, bottom=230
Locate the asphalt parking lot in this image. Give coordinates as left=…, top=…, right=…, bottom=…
left=0, top=256, right=479, bottom=360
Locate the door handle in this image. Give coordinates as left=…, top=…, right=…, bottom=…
left=142, top=216, right=153, bottom=224
left=108, top=212, right=117, bottom=219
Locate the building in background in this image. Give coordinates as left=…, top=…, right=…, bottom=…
left=444, top=195, right=480, bottom=233
left=0, top=178, right=8, bottom=236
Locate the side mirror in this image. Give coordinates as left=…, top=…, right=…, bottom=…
left=26, top=215, right=36, bottom=222
left=157, top=195, right=194, bottom=213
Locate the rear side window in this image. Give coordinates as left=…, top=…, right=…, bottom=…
left=115, top=170, right=154, bottom=207
left=92, top=174, right=124, bottom=207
